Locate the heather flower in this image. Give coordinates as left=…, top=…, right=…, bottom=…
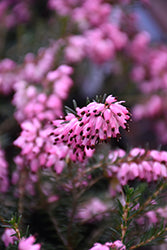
left=13, top=63, right=73, bottom=122
left=90, top=243, right=109, bottom=250
left=84, top=28, right=115, bottom=64
left=132, top=95, right=162, bottom=120
left=48, top=0, right=78, bottom=16
left=21, top=44, right=58, bottom=83
left=107, top=148, right=167, bottom=188
left=18, top=236, right=41, bottom=250
left=72, top=0, right=111, bottom=30
left=65, top=35, right=86, bottom=63
left=129, top=31, right=150, bottom=63
left=14, top=119, right=68, bottom=174
left=0, top=0, right=31, bottom=29
left=51, top=94, right=130, bottom=162
left=46, top=64, right=73, bottom=99
left=84, top=24, right=127, bottom=64
left=77, top=198, right=108, bottom=222
left=1, top=228, right=17, bottom=247
left=90, top=240, right=126, bottom=250
left=48, top=0, right=111, bottom=30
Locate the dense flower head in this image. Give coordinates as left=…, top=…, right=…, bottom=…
left=51, top=95, right=130, bottom=162
left=13, top=64, right=73, bottom=122
left=14, top=119, right=69, bottom=174
left=107, top=148, right=167, bottom=187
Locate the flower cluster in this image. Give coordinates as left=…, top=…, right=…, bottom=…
left=0, top=0, right=31, bottom=29
left=107, top=148, right=167, bottom=188
left=51, top=95, right=130, bottom=162
left=130, top=32, right=167, bottom=94
left=13, top=64, right=73, bottom=122
left=129, top=31, right=167, bottom=144
left=1, top=229, right=41, bottom=250
left=90, top=240, right=126, bottom=250
left=1, top=228, right=17, bottom=247
left=65, top=22, right=127, bottom=64
left=14, top=119, right=69, bottom=174
left=76, top=198, right=108, bottom=223
left=48, top=0, right=111, bottom=30
left=0, top=58, right=18, bottom=95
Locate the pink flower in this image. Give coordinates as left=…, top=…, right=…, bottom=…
left=1, top=228, right=17, bottom=247
left=14, top=119, right=69, bottom=174
left=65, top=35, right=86, bottom=62
left=89, top=243, right=109, bottom=250
left=90, top=240, right=126, bottom=250
left=18, top=236, right=41, bottom=250
left=129, top=31, right=150, bottom=62
left=51, top=95, right=130, bottom=162
left=77, top=198, right=108, bottom=222
left=0, top=58, right=18, bottom=95
left=107, top=148, right=167, bottom=189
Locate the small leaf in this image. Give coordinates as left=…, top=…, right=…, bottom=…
left=73, top=99, right=78, bottom=110
left=102, top=93, right=107, bottom=103
left=86, top=97, right=90, bottom=105
left=64, top=106, right=77, bottom=116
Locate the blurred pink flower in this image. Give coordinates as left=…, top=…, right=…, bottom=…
left=18, top=236, right=41, bottom=250
left=1, top=228, right=17, bottom=247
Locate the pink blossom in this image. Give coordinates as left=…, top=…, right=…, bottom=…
left=90, top=240, right=126, bottom=250
left=51, top=95, right=130, bottom=162
left=89, top=243, right=109, bottom=250
left=22, top=45, right=57, bottom=83
left=18, top=236, right=41, bottom=250
left=48, top=195, right=59, bottom=203
left=107, top=148, right=167, bottom=189
left=0, top=0, right=31, bottom=29
left=0, top=58, right=18, bottom=95
left=65, top=35, right=86, bottom=63
left=85, top=28, right=115, bottom=64
left=133, top=95, right=162, bottom=120
left=129, top=31, right=150, bottom=62
left=77, top=198, right=108, bottom=222
left=14, top=119, right=69, bottom=174
left=13, top=63, right=73, bottom=122
left=72, top=0, right=111, bottom=30
left=1, top=228, right=17, bottom=247
left=84, top=23, right=127, bottom=64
